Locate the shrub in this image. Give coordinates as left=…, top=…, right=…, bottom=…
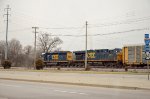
left=2, top=60, right=12, bottom=69
left=35, top=59, right=44, bottom=70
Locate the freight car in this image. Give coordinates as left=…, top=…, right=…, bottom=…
left=122, top=45, right=147, bottom=67
left=43, top=48, right=122, bottom=68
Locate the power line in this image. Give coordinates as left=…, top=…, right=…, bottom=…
left=0, top=27, right=31, bottom=33
left=93, top=28, right=149, bottom=36
left=39, top=26, right=84, bottom=30
left=37, top=16, right=150, bottom=31
left=47, top=27, right=149, bottom=37
left=12, top=9, right=148, bottom=28
left=0, top=28, right=31, bottom=34
left=89, top=16, right=150, bottom=28
left=8, top=28, right=31, bottom=32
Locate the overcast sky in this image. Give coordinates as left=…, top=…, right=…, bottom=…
left=0, top=0, right=150, bottom=51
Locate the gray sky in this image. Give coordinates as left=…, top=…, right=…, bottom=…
left=0, top=0, right=150, bottom=51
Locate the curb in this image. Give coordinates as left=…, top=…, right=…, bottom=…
left=0, top=78, right=150, bottom=91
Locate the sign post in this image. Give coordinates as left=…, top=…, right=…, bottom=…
left=144, top=34, right=150, bottom=80
left=147, top=60, right=149, bottom=80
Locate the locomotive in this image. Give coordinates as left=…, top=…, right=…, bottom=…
left=42, top=48, right=123, bottom=68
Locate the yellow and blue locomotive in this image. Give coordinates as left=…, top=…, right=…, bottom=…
left=43, top=48, right=122, bottom=68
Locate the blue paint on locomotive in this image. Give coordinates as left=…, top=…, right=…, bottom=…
left=73, top=48, right=121, bottom=61
left=43, top=49, right=122, bottom=62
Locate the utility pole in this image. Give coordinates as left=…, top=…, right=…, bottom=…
left=0, top=52, right=2, bottom=66
left=32, top=27, right=39, bottom=69
left=85, top=21, right=88, bottom=70
left=4, top=5, right=11, bottom=60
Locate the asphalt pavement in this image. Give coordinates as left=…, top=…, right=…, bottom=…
left=0, top=70, right=150, bottom=90
left=0, top=80, right=150, bottom=99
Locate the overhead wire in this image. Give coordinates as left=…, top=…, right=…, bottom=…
left=5, top=9, right=150, bottom=30
left=36, top=16, right=150, bottom=33
left=0, top=27, right=31, bottom=34
left=1, top=10, right=150, bottom=38
left=39, top=26, right=84, bottom=30
left=93, top=27, right=149, bottom=36
left=45, top=27, right=149, bottom=37
left=88, top=16, right=150, bottom=28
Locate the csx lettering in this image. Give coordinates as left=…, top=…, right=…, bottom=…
left=87, top=53, right=95, bottom=58
left=52, top=55, right=58, bottom=59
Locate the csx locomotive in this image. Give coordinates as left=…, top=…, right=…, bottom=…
left=43, top=48, right=123, bottom=68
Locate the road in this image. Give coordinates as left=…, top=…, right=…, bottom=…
left=0, top=80, right=150, bottom=99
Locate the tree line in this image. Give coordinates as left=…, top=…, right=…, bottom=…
left=0, top=33, right=63, bottom=68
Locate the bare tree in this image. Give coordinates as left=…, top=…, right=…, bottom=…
left=0, top=40, right=5, bottom=60
left=38, top=33, right=63, bottom=53
left=23, top=45, right=34, bottom=68
left=24, top=45, right=32, bottom=55
left=0, top=41, right=5, bottom=65
left=8, top=39, right=22, bottom=66
left=0, top=39, right=35, bottom=68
